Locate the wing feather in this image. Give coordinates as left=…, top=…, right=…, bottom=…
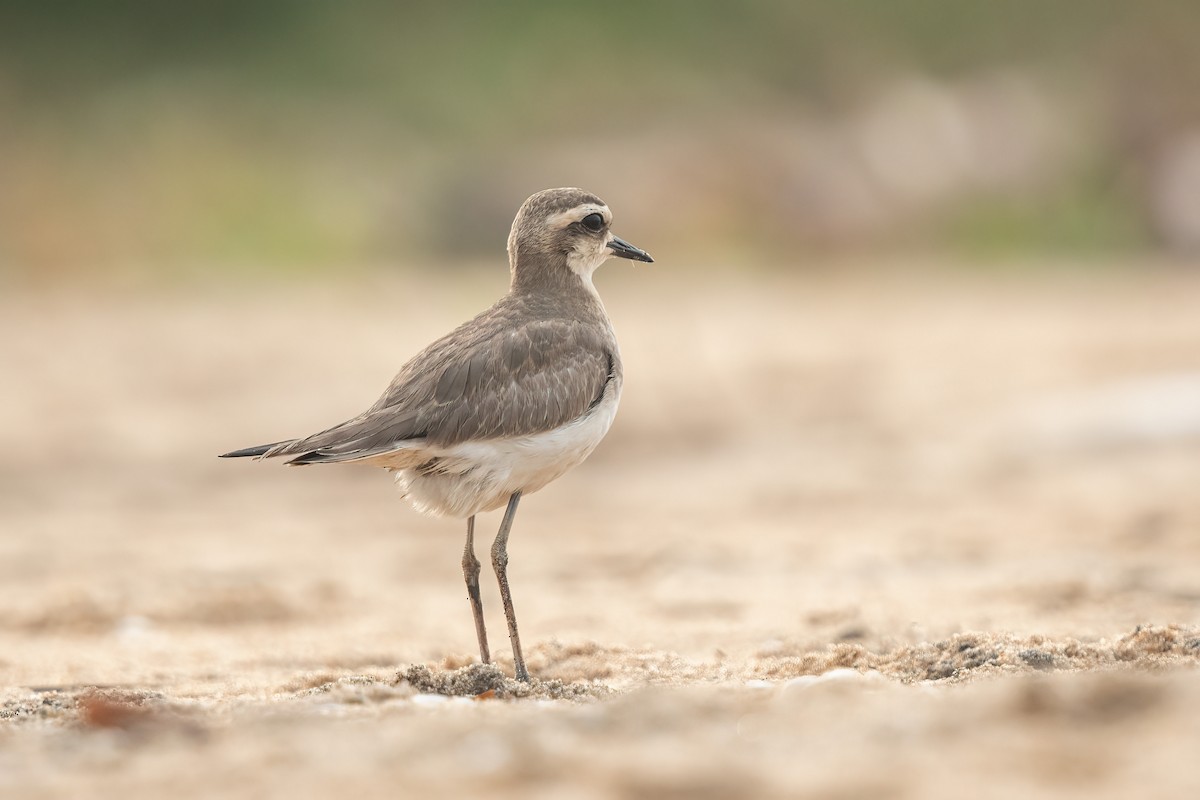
left=261, top=311, right=616, bottom=462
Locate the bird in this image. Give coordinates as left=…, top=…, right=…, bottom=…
left=220, top=187, right=653, bottom=681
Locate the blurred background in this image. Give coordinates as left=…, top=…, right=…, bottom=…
left=3, top=0, right=1200, bottom=281
left=3, top=4, right=1200, bottom=796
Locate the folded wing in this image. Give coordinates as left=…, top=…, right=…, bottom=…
left=252, top=316, right=615, bottom=465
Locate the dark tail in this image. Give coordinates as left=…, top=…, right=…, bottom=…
left=219, top=441, right=289, bottom=459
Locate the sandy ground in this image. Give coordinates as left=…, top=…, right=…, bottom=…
left=2, top=263, right=1199, bottom=798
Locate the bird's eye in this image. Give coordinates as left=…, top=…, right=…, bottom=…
left=580, top=213, right=605, bottom=233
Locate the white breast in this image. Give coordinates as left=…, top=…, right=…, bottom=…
left=392, top=381, right=621, bottom=518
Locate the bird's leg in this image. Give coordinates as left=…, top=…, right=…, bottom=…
left=461, top=515, right=490, bottom=664
left=491, top=492, right=528, bottom=682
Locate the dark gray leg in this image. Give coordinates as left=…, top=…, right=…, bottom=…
left=491, top=492, right=528, bottom=682
left=462, top=515, right=490, bottom=664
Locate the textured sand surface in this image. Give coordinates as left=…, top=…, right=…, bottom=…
left=2, top=266, right=1199, bottom=797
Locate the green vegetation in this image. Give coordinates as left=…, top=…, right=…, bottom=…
left=1, top=1, right=1197, bottom=275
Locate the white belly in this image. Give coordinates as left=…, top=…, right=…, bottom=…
left=391, top=382, right=620, bottom=518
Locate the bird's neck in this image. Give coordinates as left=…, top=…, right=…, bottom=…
left=509, top=252, right=607, bottom=313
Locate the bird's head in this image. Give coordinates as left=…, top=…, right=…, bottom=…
left=507, top=188, right=653, bottom=293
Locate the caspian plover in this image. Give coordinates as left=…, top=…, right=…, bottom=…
left=221, top=187, right=653, bottom=681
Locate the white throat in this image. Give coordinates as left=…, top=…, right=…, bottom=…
left=566, top=246, right=612, bottom=298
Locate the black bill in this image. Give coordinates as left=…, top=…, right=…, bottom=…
left=607, top=235, right=654, bottom=263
